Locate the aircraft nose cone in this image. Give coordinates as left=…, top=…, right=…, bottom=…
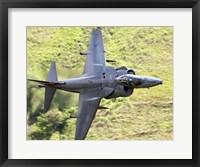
left=142, top=77, right=163, bottom=88
left=156, top=79, right=163, bottom=85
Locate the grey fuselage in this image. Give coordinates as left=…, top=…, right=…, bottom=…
left=57, top=66, right=116, bottom=93
left=56, top=66, right=162, bottom=99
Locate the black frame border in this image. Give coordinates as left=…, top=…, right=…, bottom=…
left=0, top=0, right=199, bottom=167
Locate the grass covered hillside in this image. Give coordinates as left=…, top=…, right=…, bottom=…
left=27, top=27, right=173, bottom=140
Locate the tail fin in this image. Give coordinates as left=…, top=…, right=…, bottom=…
left=47, top=61, right=57, bottom=82
left=44, top=61, right=57, bottom=112
left=28, top=61, right=59, bottom=112
left=44, top=87, right=56, bottom=112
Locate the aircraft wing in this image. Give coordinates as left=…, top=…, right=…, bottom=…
left=75, top=88, right=101, bottom=140
left=83, top=29, right=106, bottom=75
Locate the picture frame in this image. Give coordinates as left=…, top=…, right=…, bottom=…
left=0, top=0, right=199, bottom=166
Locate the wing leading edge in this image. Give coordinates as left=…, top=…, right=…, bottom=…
left=75, top=89, right=101, bottom=140
left=83, top=29, right=106, bottom=75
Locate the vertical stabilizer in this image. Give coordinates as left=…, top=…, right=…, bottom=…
left=47, top=61, right=58, bottom=81
left=44, top=61, right=57, bottom=112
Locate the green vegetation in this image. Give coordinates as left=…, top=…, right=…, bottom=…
left=27, top=27, right=173, bottom=140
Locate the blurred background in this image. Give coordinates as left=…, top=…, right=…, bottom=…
left=27, top=27, right=173, bottom=140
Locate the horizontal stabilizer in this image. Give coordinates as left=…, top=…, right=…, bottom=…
left=28, top=79, right=53, bottom=84
left=28, top=79, right=65, bottom=86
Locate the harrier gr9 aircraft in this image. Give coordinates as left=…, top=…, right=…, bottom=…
left=28, top=28, right=163, bottom=140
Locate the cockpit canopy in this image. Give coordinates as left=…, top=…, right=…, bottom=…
left=115, top=74, right=142, bottom=87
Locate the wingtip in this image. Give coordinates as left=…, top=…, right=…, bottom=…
left=75, top=136, right=86, bottom=140
left=93, top=27, right=102, bottom=31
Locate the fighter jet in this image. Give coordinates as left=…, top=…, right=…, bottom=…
left=28, top=28, right=162, bottom=140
